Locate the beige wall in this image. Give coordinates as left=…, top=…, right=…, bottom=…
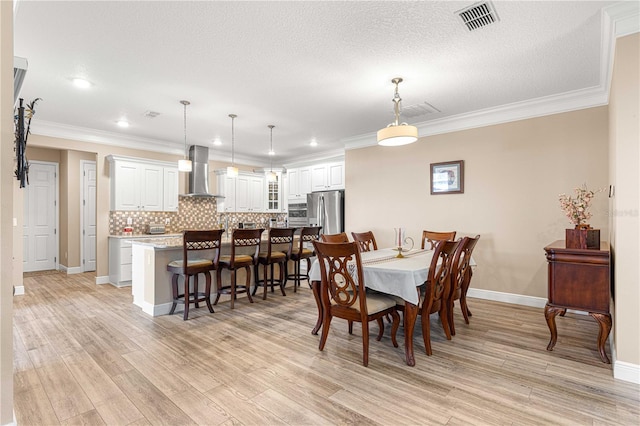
left=609, top=33, right=640, bottom=368
left=346, top=107, right=609, bottom=298
left=0, top=2, right=13, bottom=423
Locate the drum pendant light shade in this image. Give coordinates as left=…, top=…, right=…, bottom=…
left=377, top=77, right=418, bottom=146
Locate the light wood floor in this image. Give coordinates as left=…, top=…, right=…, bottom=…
left=13, top=271, right=639, bottom=425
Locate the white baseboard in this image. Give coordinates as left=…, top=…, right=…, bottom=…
left=59, top=264, right=68, bottom=273
left=467, top=288, right=547, bottom=308
left=95, top=275, right=110, bottom=285
left=66, top=266, right=83, bottom=275
left=13, top=285, right=24, bottom=296
left=613, top=360, right=640, bottom=384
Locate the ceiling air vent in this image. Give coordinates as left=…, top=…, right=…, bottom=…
left=402, top=101, right=440, bottom=119
left=143, top=110, right=160, bottom=118
left=457, top=2, right=499, bottom=31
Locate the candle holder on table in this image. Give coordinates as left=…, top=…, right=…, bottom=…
left=394, top=227, right=414, bottom=258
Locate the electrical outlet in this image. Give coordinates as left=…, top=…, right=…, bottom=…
left=127, top=217, right=132, bottom=225
left=165, top=218, right=170, bottom=225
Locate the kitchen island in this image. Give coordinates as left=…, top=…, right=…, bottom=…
left=130, top=233, right=288, bottom=316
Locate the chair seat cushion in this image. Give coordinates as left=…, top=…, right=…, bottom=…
left=167, top=258, right=213, bottom=269
left=219, top=254, right=254, bottom=266
left=331, top=293, right=396, bottom=314
left=258, top=251, right=287, bottom=261
left=290, top=248, right=313, bottom=258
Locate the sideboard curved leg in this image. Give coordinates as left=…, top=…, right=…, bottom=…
left=544, top=304, right=563, bottom=351
left=589, top=312, right=612, bottom=364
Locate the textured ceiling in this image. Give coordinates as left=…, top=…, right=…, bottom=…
left=14, top=1, right=615, bottom=166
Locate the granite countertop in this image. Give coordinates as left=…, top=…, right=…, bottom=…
left=109, top=233, right=182, bottom=239
left=128, top=233, right=276, bottom=249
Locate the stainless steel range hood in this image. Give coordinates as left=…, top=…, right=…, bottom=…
left=183, top=145, right=224, bottom=198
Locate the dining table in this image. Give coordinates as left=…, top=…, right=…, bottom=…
left=308, top=247, right=437, bottom=367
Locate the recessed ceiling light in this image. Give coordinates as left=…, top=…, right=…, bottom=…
left=213, top=138, right=222, bottom=146
left=310, top=139, right=318, bottom=147
left=268, top=149, right=275, bottom=156
left=72, top=78, right=91, bottom=89
left=116, top=120, right=129, bottom=128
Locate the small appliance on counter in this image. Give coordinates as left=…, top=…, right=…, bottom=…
left=122, top=226, right=133, bottom=236
left=146, top=223, right=166, bottom=235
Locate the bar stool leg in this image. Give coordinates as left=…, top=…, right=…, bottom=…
left=170, top=274, right=179, bottom=315
left=279, top=261, right=286, bottom=296
left=230, top=269, right=236, bottom=310
left=213, top=269, right=222, bottom=306
left=263, top=263, right=269, bottom=300
left=193, top=274, right=199, bottom=308
left=246, top=266, right=254, bottom=304
left=183, top=275, right=190, bottom=321
left=205, top=271, right=214, bottom=313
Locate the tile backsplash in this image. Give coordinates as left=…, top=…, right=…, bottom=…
left=109, top=196, right=286, bottom=235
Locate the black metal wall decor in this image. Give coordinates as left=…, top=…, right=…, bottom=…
left=14, top=97, right=40, bottom=188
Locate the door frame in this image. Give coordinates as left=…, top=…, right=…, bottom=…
left=24, top=160, right=59, bottom=272
left=80, top=159, right=97, bottom=272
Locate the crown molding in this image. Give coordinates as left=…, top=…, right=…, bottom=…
left=343, top=84, right=609, bottom=151
left=282, top=148, right=345, bottom=169
left=604, top=1, right=640, bottom=38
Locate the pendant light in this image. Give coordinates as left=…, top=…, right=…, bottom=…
left=266, top=125, right=277, bottom=182
left=177, top=100, right=192, bottom=172
left=227, top=114, right=239, bottom=177
left=377, top=77, right=418, bottom=146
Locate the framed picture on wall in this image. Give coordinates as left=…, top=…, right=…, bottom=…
left=430, top=160, right=464, bottom=195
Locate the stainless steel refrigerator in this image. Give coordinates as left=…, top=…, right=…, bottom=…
left=307, top=190, right=344, bottom=235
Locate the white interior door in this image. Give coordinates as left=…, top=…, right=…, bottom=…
left=23, top=162, right=58, bottom=272
left=82, top=161, right=97, bottom=272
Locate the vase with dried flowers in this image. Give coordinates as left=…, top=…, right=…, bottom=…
left=559, top=184, right=602, bottom=249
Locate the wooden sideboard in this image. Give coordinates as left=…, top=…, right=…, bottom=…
left=543, top=240, right=612, bottom=363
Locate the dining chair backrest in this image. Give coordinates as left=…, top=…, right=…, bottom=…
left=450, top=234, right=480, bottom=301
left=228, top=228, right=264, bottom=268
left=179, top=229, right=224, bottom=273
left=313, top=240, right=367, bottom=316
left=351, top=231, right=378, bottom=252
left=422, top=239, right=459, bottom=316
left=421, top=230, right=457, bottom=250
left=320, top=232, right=349, bottom=243
left=265, top=227, right=296, bottom=260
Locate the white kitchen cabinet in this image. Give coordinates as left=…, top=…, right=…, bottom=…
left=109, top=238, right=132, bottom=287
left=287, top=166, right=311, bottom=201
left=310, top=161, right=344, bottom=191
left=266, top=172, right=283, bottom=212
left=163, top=167, right=179, bottom=212
left=215, top=169, right=264, bottom=212
left=108, top=156, right=177, bottom=211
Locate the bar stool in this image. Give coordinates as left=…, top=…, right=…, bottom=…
left=166, top=229, right=223, bottom=320
left=214, top=228, right=264, bottom=309
left=286, top=226, right=321, bottom=292
left=253, top=227, right=296, bottom=300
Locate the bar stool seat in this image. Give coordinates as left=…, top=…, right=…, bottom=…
left=253, top=227, right=296, bottom=300
left=166, top=229, right=223, bottom=320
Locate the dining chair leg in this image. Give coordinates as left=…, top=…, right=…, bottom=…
left=390, top=310, right=400, bottom=348
left=421, top=314, right=432, bottom=356
left=376, top=318, right=384, bottom=341
left=446, top=300, right=455, bottom=337
left=362, top=322, right=370, bottom=367
left=319, top=314, right=332, bottom=351
left=460, top=295, right=471, bottom=324
left=348, top=320, right=353, bottom=334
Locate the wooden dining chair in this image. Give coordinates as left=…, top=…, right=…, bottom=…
left=166, top=229, right=224, bottom=320
left=253, top=227, right=296, bottom=300
left=320, top=232, right=349, bottom=243
left=312, top=240, right=400, bottom=367
left=286, top=226, right=322, bottom=292
left=420, top=239, right=459, bottom=355
left=214, top=228, right=264, bottom=309
left=447, top=234, right=481, bottom=335
left=351, top=231, right=378, bottom=252
left=421, top=230, right=456, bottom=250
